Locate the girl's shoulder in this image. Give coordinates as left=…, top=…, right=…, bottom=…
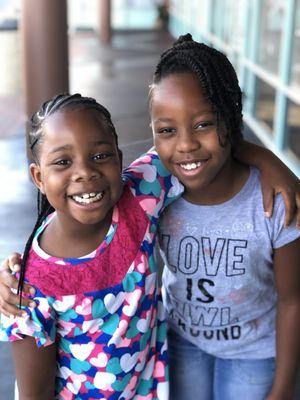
left=122, top=149, right=183, bottom=214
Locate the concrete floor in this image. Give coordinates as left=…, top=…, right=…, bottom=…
left=0, top=29, right=299, bottom=399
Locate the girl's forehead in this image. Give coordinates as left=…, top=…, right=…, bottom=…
left=42, top=110, right=115, bottom=146
left=151, top=73, right=211, bottom=112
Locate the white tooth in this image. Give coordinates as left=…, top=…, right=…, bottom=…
left=180, top=161, right=202, bottom=170
left=72, top=191, right=103, bottom=204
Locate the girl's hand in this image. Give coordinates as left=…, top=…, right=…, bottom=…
left=234, top=141, right=299, bottom=227
left=0, top=253, right=36, bottom=317
left=260, top=158, right=300, bottom=228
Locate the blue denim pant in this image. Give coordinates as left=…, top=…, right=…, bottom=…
left=168, top=329, right=275, bottom=400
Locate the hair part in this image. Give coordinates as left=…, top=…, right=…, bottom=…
left=149, top=33, right=243, bottom=148
left=18, top=93, right=119, bottom=299
left=29, top=93, right=118, bottom=162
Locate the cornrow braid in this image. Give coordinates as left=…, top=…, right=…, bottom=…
left=29, top=93, right=118, bottom=161
left=19, top=93, right=119, bottom=300
left=150, top=33, right=243, bottom=148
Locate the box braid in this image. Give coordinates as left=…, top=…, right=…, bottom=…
left=18, top=93, right=119, bottom=301
left=149, top=33, right=243, bottom=148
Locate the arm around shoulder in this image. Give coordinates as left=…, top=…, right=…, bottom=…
left=12, top=336, right=56, bottom=400
left=234, top=140, right=300, bottom=226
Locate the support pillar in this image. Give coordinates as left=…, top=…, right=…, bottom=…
left=99, top=0, right=112, bottom=44
left=21, top=0, right=69, bottom=120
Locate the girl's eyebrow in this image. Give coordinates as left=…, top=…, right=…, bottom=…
left=49, top=140, right=113, bottom=154
left=153, top=110, right=214, bottom=124
left=49, top=145, right=71, bottom=154
left=152, top=117, right=173, bottom=123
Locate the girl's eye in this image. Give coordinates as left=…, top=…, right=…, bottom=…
left=156, top=127, right=176, bottom=135
left=93, top=153, right=112, bottom=161
left=54, top=159, right=70, bottom=166
left=195, top=121, right=215, bottom=130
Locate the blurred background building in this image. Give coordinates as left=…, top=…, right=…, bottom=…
left=0, top=0, right=299, bottom=398
left=0, top=0, right=299, bottom=173
left=169, top=0, right=300, bottom=176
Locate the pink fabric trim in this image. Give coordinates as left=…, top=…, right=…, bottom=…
left=25, top=187, right=149, bottom=296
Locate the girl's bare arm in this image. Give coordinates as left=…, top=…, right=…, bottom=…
left=267, top=238, right=300, bottom=400
left=12, top=337, right=56, bottom=400
left=234, top=141, right=300, bottom=227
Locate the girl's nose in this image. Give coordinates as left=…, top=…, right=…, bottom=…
left=71, top=161, right=101, bottom=182
left=176, top=129, right=200, bottom=153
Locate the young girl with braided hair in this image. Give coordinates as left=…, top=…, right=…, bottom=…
left=0, top=93, right=184, bottom=399
left=149, top=34, right=300, bottom=400
left=0, top=36, right=299, bottom=400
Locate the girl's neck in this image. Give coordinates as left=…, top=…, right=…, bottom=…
left=183, top=157, right=250, bottom=205
left=39, top=210, right=113, bottom=259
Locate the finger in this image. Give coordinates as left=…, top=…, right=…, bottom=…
left=0, top=260, right=35, bottom=296
left=0, top=299, right=31, bottom=318
left=8, top=252, right=22, bottom=273
left=0, top=289, right=35, bottom=317
left=281, top=190, right=296, bottom=227
left=0, top=269, right=20, bottom=291
left=261, top=185, right=274, bottom=218
left=0, top=303, right=25, bottom=318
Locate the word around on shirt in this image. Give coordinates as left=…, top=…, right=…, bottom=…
left=161, top=235, right=247, bottom=276
left=162, top=234, right=248, bottom=341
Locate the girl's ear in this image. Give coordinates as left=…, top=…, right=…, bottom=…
left=29, top=163, right=45, bottom=194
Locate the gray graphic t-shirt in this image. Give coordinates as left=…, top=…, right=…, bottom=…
left=158, top=167, right=300, bottom=359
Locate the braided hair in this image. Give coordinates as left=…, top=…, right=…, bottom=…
left=18, top=93, right=118, bottom=300
left=149, top=33, right=243, bottom=148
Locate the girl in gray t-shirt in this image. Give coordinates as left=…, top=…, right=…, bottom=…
left=149, top=34, right=300, bottom=400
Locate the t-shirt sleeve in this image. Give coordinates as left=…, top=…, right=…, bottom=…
left=122, top=148, right=184, bottom=218
left=0, top=287, right=57, bottom=348
left=269, top=194, right=300, bottom=249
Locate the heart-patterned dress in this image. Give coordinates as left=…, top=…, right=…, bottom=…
left=0, top=150, right=183, bottom=399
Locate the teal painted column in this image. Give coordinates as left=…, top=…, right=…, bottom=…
left=245, top=0, right=261, bottom=115
left=273, top=0, right=296, bottom=150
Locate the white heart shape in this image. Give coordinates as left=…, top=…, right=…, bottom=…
left=94, top=371, right=116, bottom=389
left=82, top=318, right=103, bottom=334
left=157, top=300, right=166, bottom=321
left=136, top=312, right=151, bottom=333
left=132, top=163, right=156, bottom=182
left=140, top=355, right=155, bottom=380
left=123, top=289, right=142, bottom=317
left=145, top=273, right=156, bottom=295
left=53, top=295, right=76, bottom=312
left=66, top=379, right=81, bottom=394
left=90, top=352, right=108, bottom=368
left=104, top=292, right=125, bottom=314
left=69, top=342, right=95, bottom=361
left=58, top=366, right=72, bottom=380
left=157, top=380, right=169, bottom=399
left=75, top=298, right=91, bottom=315
left=120, top=352, right=139, bottom=373
left=168, top=175, right=183, bottom=198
